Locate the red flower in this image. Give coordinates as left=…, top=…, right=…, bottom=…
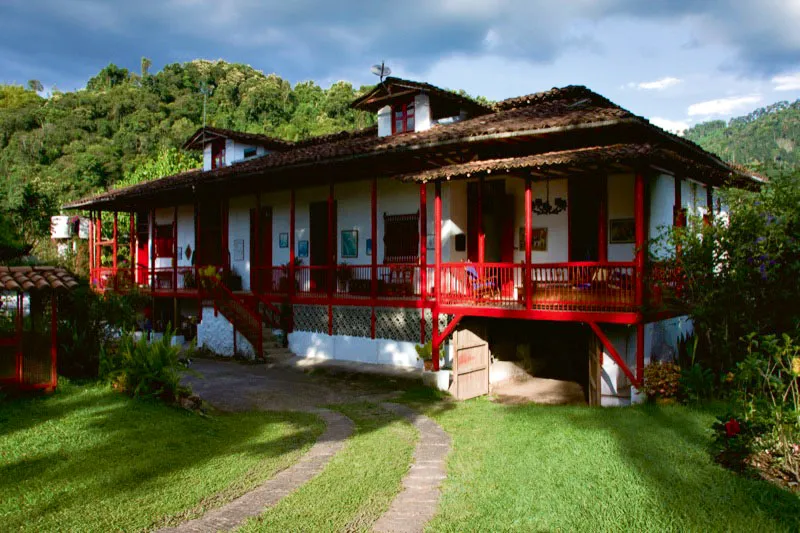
left=725, top=418, right=741, bottom=438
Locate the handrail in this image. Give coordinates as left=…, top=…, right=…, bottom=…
left=200, top=274, right=264, bottom=357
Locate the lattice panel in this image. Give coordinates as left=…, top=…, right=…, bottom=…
left=423, top=310, right=453, bottom=342
left=375, top=307, right=422, bottom=343
left=333, top=306, right=371, bottom=338
left=293, top=304, right=328, bottom=334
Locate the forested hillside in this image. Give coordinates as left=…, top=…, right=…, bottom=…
left=684, top=99, right=800, bottom=175
left=0, top=60, right=375, bottom=243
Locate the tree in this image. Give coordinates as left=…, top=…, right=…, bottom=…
left=27, top=79, right=43, bottom=93
left=141, top=57, right=152, bottom=78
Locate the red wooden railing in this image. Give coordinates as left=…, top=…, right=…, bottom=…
left=200, top=274, right=264, bottom=358
left=93, top=260, right=666, bottom=315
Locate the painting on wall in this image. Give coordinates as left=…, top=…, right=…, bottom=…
left=233, top=239, right=245, bottom=261
left=426, top=234, right=435, bottom=250
left=609, top=218, right=636, bottom=244
left=519, top=227, right=548, bottom=251
left=341, top=230, right=358, bottom=258
left=366, top=238, right=372, bottom=256
left=278, top=232, right=289, bottom=248
left=297, top=240, right=309, bottom=258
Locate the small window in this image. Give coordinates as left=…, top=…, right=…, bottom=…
left=211, top=140, right=226, bottom=169
left=154, top=224, right=174, bottom=258
left=383, top=212, right=419, bottom=263
left=243, top=147, right=257, bottom=159
left=392, top=100, right=415, bottom=134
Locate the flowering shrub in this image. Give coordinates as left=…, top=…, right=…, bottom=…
left=711, top=413, right=764, bottom=472
left=641, top=361, right=682, bottom=400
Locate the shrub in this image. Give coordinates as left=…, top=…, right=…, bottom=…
left=641, top=361, right=681, bottom=401
left=680, top=363, right=715, bottom=402
left=100, top=327, right=194, bottom=402
left=711, top=413, right=765, bottom=472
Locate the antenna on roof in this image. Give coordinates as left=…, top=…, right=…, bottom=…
left=370, top=61, right=391, bottom=83
left=199, top=82, right=214, bottom=129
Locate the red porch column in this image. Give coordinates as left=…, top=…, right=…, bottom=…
left=255, top=192, right=262, bottom=293
left=112, top=212, right=119, bottom=291
left=636, top=322, right=645, bottom=388
left=194, top=199, right=202, bottom=320
left=371, top=178, right=378, bottom=339
left=289, top=188, right=296, bottom=298
left=15, top=292, right=22, bottom=384
left=419, top=182, right=427, bottom=343
left=88, top=212, right=94, bottom=286
left=221, top=198, right=229, bottom=273
left=477, top=176, right=485, bottom=265
left=96, top=210, right=102, bottom=277
left=327, top=182, right=334, bottom=336
left=50, top=293, right=58, bottom=390
left=634, top=172, right=646, bottom=308
left=432, top=181, right=442, bottom=371
left=149, top=208, right=155, bottom=294
left=173, top=206, right=178, bottom=291
left=598, top=175, right=608, bottom=263
left=524, top=178, right=532, bottom=310
left=129, top=212, right=135, bottom=282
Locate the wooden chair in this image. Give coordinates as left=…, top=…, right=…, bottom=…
left=465, top=265, right=499, bottom=300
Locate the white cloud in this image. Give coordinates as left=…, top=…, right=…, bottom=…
left=772, top=72, right=800, bottom=91
left=687, top=95, right=762, bottom=117
left=636, top=76, right=681, bottom=90
left=650, top=117, right=690, bottom=134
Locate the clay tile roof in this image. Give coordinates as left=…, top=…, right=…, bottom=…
left=182, top=126, right=295, bottom=151
left=0, top=266, right=79, bottom=293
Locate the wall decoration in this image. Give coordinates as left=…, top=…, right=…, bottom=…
left=366, top=238, right=372, bottom=256
left=341, top=230, right=358, bottom=258
left=233, top=239, right=245, bottom=261
left=426, top=233, right=435, bottom=250
left=176, top=247, right=183, bottom=261
left=609, top=218, right=636, bottom=244
left=298, top=240, right=309, bottom=258
left=454, top=233, right=466, bottom=252
left=518, top=227, right=548, bottom=251
left=279, top=232, right=289, bottom=248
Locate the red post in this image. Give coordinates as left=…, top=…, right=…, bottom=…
left=598, top=175, right=608, bottom=263
left=634, top=172, right=646, bottom=308
left=477, top=176, right=485, bottom=265
left=674, top=176, right=683, bottom=256
left=371, top=178, right=378, bottom=339
left=432, top=181, right=442, bottom=371
left=327, top=182, right=334, bottom=336
left=50, top=293, right=58, bottom=390
left=195, top=199, right=202, bottom=321
left=419, top=182, right=427, bottom=343
left=255, top=192, right=262, bottom=293
left=288, top=188, right=296, bottom=333
left=149, top=209, right=155, bottom=294
left=88, top=212, right=94, bottom=287
left=221, top=198, right=229, bottom=273
left=96, top=210, right=102, bottom=276
left=112, top=212, right=118, bottom=270
left=129, top=212, right=135, bottom=282
left=524, top=178, right=532, bottom=310
left=172, top=206, right=178, bottom=291
left=15, top=292, right=22, bottom=384
left=636, top=322, right=645, bottom=387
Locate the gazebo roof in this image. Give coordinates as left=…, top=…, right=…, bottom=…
left=0, top=266, right=80, bottom=292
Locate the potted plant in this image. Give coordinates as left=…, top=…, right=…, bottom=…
left=278, top=257, right=303, bottom=293
left=415, top=341, right=441, bottom=371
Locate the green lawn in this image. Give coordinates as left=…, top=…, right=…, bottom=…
left=0, top=381, right=323, bottom=532
left=240, top=402, right=417, bottom=533
left=400, top=390, right=800, bottom=533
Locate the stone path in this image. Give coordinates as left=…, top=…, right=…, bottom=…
left=372, top=403, right=451, bottom=533
left=157, top=409, right=354, bottom=533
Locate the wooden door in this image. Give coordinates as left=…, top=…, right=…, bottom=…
left=453, top=323, right=490, bottom=400
left=309, top=201, right=336, bottom=292
left=587, top=334, right=601, bottom=406
left=250, top=206, right=272, bottom=292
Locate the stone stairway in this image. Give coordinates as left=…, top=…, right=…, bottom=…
left=261, top=326, right=295, bottom=362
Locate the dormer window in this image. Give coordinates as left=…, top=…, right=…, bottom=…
left=211, top=140, right=226, bottom=169
left=392, top=101, right=415, bottom=134
left=243, top=147, right=257, bottom=159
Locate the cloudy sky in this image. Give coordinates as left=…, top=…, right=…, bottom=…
left=2, top=0, right=799, bottom=133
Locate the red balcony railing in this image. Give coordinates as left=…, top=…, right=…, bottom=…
left=529, top=262, right=636, bottom=312
left=440, top=263, right=522, bottom=306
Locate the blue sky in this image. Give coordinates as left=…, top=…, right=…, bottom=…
left=2, top=0, right=799, bottom=133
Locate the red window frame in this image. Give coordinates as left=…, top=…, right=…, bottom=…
left=383, top=212, right=419, bottom=263
left=211, top=140, right=226, bottom=169
left=392, top=100, right=415, bottom=134
left=154, top=224, right=175, bottom=258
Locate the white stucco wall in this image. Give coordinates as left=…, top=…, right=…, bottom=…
left=649, top=173, right=675, bottom=257
left=288, top=331, right=422, bottom=368
left=377, top=106, right=391, bottom=137
left=608, top=173, right=635, bottom=262
left=506, top=177, right=569, bottom=263
left=196, top=306, right=256, bottom=357
left=414, top=93, right=432, bottom=132
left=228, top=195, right=256, bottom=290
left=203, top=144, right=212, bottom=171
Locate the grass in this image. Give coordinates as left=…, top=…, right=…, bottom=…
left=0, top=380, right=323, bottom=532
left=240, top=402, right=417, bottom=532
left=398, top=388, right=800, bottom=533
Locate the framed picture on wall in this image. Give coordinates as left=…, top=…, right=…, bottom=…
left=341, top=230, right=358, bottom=258
left=233, top=239, right=245, bottom=261
left=426, top=233, right=435, bottom=250
left=298, top=240, right=309, bottom=258
left=279, top=232, right=289, bottom=248
left=609, top=218, right=635, bottom=244
left=519, top=227, right=548, bottom=251
left=366, top=238, right=372, bottom=256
